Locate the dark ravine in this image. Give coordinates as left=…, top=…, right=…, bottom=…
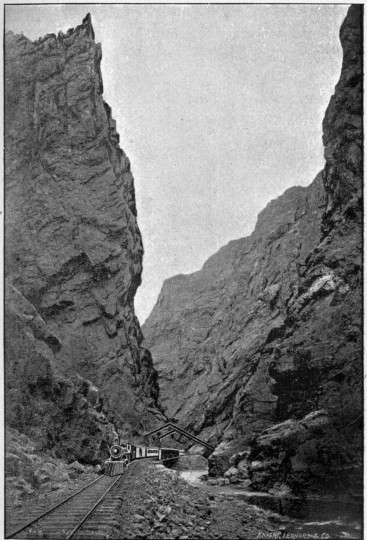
left=143, top=5, right=362, bottom=497
left=5, top=13, right=165, bottom=473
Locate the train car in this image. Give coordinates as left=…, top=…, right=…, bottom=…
left=105, top=441, right=182, bottom=475
left=105, top=443, right=129, bottom=475
left=146, top=447, right=159, bottom=458
left=109, top=441, right=128, bottom=461
left=105, top=460, right=126, bottom=475
left=159, top=447, right=180, bottom=464
left=135, top=446, right=146, bottom=458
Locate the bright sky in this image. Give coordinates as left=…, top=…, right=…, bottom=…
left=5, top=4, right=348, bottom=323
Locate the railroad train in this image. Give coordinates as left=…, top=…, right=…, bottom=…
left=105, top=439, right=184, bottom=476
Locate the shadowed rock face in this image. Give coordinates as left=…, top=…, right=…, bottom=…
left=143, top=6, right=362, bottom=494
left=5, top=14, right=164, bottom=461
left=144, top=173, right=328, bottom=439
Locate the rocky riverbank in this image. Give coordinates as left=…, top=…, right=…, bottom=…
left=113, top=460, right=283, bottom=539
left=178, top=457, right=362, bottom=540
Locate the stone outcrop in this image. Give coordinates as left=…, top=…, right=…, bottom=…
left=143, top=5, right=362, bottom=495
left=5, top=280, right=115, bottom=463
left=247, top=409, right=362, bottom=497
left=5, top=15, right=164, bottom=462
left=5, top=426, right=96, bottom=509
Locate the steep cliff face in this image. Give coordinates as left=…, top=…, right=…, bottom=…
left=5, top=15, right=163, bottom=461
left=143, top=5, right=362, bottom=494
left=144, top=173, right=328, bottom=440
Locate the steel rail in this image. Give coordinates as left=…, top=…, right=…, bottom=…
left=68, top=459, right=141, bottom=538
left=6, top=475, right=104, bottom=539
left=6, top=456, right=162, bottom=539
left=66, top=474, right=122, bottom=539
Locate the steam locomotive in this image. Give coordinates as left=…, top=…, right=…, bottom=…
left=105, top=439, right=183, bottom=475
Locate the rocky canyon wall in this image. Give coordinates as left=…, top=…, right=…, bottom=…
left=5, top=14, right=164, bottom=463
left=143, top=5, right=362, bottom=495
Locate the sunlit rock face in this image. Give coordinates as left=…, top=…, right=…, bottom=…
left=5, top=14, right=164, bottom=461
left=143, top=5, right=362, bottom=494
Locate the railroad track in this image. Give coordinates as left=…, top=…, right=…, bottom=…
left=6, top=467, right=133, bottom=539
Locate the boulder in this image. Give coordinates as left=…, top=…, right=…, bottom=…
left=240, top=479, right=252, bottom=489
left=208, top=441, right=233, bottom=477
left=268, top=483, right=292, bottom=497
left=237, top=460, right=249, bottom=478
left=249, top=461, right=265, bottom=471
left=224, top=467, right=238, bottom=478
left=230, top=477, right=240, bottom=484
left=68, top=461, right=86, bottom=473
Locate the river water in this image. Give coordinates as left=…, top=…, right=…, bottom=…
left=180, top=470, right=362, bottom=539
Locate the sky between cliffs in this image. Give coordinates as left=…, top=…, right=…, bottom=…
left=6, top=4, right=348, bottom=324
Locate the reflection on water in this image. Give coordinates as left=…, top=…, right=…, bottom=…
left=179, top=469, right=362, bottom=539
left=244, top=494, right=362, bottom=539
